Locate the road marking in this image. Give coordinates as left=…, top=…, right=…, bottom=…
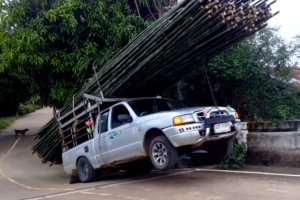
left=114, top=195, right=147, bottom=200
left=95, top=170, right=196, bottom=189
left=80, top=191, right=99, bottom=195
left=23, top=170, right=196, bottom=200
left=266, top=189, right=294, bottom=194
left=80, top=191, right=113, bottom=196
left=0, top=137, right=75, bottom=191
left=26, top=188, right=96, bottom=199
left=98, top=193, right=114, bottom=196
left=81, top=191, right=146, bottom=200
left=196, top=168, right=300, bottom=178
left=0, top=137, right=20, bottom=164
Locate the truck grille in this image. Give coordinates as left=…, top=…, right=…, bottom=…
left=196, top=112, right=205, bottom=121
left=196, top=110, right=228, bottom=121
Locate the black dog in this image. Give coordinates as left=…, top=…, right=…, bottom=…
left=14, top=128, right=29, bottom=136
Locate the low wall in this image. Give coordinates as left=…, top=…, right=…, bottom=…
left=247, top=120, right=300, bottom=132
left=245, top=121, right=300, bottom=167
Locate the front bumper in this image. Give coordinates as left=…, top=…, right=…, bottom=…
left=162, top=120, right=240, bottom=148
left=191, top=123, right=239, bottom=148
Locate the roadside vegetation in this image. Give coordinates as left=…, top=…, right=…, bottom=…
left=0, top=116, right=20, bottom=130
left=0, top=97, right=42, bottom=130
left=0, top=102, right=42, bottom=130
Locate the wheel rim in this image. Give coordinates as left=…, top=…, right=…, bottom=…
left=151, top=142, right=168, bottom=166
left=80, top=162, right=89, bottom=179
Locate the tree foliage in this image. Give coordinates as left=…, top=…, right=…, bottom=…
left=0, top=70, right=32, bottom=117
left=135, top=0, right=176, bottom=18
left=167, top=27, right=300, bottom=121
left=0, top=0, right=148, bottom=108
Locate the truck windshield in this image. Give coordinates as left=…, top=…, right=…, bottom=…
left=127, top=99, right=184, bottom=117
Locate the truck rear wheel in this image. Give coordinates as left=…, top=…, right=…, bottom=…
left=149, top=136, right=178, bottom=170
left=77, top=157, right=99, bottom=183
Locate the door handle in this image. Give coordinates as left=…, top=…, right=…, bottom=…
left=109, top=131, right=119, bottom=140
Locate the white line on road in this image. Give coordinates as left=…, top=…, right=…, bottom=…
left=266, top=189, right=294, bottom=194
left=196, top=168, right=300, bottom=178
left=95, top=170, right=196, bottom=189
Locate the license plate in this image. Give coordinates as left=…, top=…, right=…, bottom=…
left=213, top=122, right=231, bottom=134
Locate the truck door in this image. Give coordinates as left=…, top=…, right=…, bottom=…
left=105, top=103, right=142, bottom=163
left=93, top=109, right=112, bottom=167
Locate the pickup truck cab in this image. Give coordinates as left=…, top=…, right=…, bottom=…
left=61, top=95, right=241, bottom=183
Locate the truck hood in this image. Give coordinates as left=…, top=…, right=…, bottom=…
left=138, top=106, right=236, bottom=122
left=173, top=106, right=236, bottom=114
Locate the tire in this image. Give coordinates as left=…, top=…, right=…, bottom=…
left=77, top=157, right=99, bottom=183
left=124, top=158, right=153, bottom=175
left=208, top=141, right=233, bottom=164
left=149, top=135, right=178, bottom=170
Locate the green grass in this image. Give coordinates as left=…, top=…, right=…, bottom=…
left=0, top=116, right=20, bottom=130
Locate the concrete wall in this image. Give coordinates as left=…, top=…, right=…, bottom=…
left=247, top=120, right=300, bottom=132
left=245, top=121, right=300, bottom=167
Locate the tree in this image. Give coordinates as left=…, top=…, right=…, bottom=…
left=168, top=26, right=300, bottom=121
left=293, top=35, right=300, bottom=62
left=0, top=0, right=148, bottom=108
left=0, top=70, right=32, bottom=117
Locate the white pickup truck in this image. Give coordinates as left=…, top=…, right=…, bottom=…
left=57, top=94, right=241, bottom=183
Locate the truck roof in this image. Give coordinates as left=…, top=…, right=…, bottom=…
left=83, top=93, right=166, bottom=104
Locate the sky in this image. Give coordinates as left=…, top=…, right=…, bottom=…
left=267, top=0, right=300, bottom=65
left=268, top=0, right=300, bottom=41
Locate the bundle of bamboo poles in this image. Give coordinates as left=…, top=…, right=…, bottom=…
left=32, top=0, right=278, bottom=165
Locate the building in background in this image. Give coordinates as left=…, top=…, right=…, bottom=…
left=290, top=68, right=300, bottom=86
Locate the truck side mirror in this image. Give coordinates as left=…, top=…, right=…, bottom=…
left=117, top=114, right=132, bottom=123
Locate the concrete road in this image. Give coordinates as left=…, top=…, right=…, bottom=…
left=44, top=170, right=300, bottom=200
left=1, top=108, right=300, bottom=200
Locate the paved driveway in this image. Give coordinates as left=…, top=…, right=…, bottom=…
left=1, top=108, right=300, bottom=200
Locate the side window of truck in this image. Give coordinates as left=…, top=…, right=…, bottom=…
left=99, top=111, right=109, bottom=134
left=111, top=105, right=132, bottom=129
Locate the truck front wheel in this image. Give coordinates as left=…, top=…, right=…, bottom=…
left=149, top=136, right=178, bottom=170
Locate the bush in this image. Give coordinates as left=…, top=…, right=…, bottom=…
left=18, top=103, right=42, bottom=115
left=219, top=141, right=247, bottom=170
left=34, top=105, right=42, bottom=110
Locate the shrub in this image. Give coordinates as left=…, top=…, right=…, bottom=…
left=34, top=105, right=42, bottom=110
left=18, top=103, right=42, bottom=115
left=219, top=141, right=247, bottom=170
left=18, top=104, right=27, bottom=115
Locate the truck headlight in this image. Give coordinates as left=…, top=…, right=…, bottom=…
left=173, top=114, right=195, bottom=126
